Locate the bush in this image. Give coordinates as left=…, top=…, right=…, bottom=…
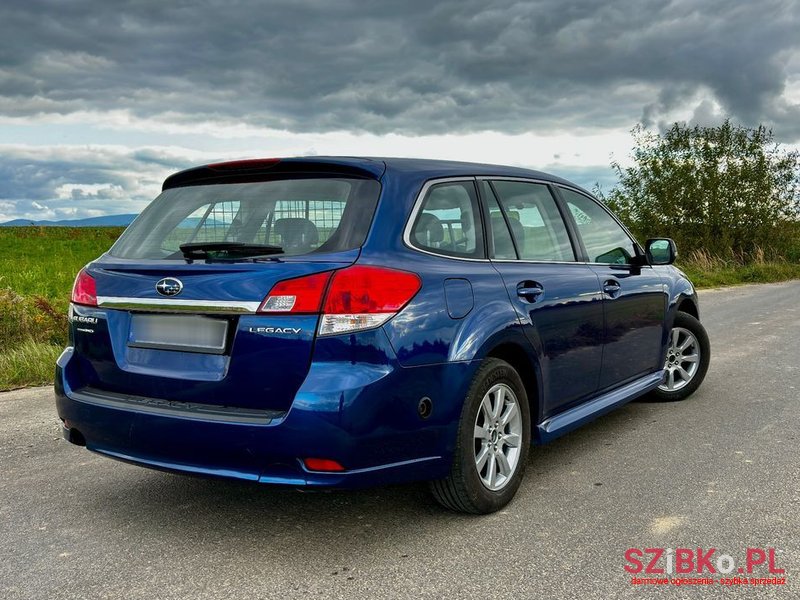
left=598, top=121, right=800, bottom=262
left=0, top=288, right=69, bottom=349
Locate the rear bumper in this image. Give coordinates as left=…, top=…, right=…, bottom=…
left=55, top=342, right=478, bottom=488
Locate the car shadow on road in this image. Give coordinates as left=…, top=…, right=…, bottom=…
left=75, top=398, right=670, bottom=561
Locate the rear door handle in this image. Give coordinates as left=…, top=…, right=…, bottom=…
left=516, top=281, right=544, bottom=302
left=603, top=279, right=621, bottom=298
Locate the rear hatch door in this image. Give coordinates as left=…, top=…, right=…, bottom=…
left=69, top=168, right=381, bottom=412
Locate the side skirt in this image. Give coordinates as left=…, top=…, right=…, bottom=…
left=536, top=370, right=665, bottom=444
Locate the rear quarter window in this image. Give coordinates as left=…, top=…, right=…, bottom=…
left=408, top=181, right=484, bottom=259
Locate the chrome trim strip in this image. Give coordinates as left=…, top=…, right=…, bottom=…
left=401, top=243, right=490, bottom=262
left=96, top=296, right=260, bottom=314
left=474, top=175, right=559, bottom=185
left=490, top=258, right=590, bottom=265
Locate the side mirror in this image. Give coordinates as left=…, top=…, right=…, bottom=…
left=645, top=238, right=677, bottom=265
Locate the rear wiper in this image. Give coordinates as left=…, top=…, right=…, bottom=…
left=179, top=242, right=284, bottom=261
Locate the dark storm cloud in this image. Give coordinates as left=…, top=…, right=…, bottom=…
left=0, top=0, right=798, bottom=138
left=0, top=146, right=193, bottom=221
left=0, top=148, right=188, bottom=201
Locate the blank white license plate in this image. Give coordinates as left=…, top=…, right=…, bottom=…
left=128, top=314, right=229, bottom=354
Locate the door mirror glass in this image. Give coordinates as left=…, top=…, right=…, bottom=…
left=646, top=238, right=677, bottom=265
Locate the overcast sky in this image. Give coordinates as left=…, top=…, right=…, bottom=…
left=1, top=0, right=799, bottom=222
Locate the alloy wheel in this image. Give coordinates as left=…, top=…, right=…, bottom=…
left=658, top=326, right=701, bottom=392
left=473, top=383, right=523, bottom=491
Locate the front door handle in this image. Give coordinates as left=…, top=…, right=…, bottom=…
left=517, top=281, right=544, bottom=303
left=603, top=279, right=621, bottom=298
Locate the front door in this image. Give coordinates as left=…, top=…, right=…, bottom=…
left=557, top=187, right=667, bottom=389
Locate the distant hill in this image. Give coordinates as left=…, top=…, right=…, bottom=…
left=0, top=214, right=137, bottom=227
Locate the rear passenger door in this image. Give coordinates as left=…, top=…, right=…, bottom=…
left=557, top=187, right=666, bottom=389
left=480, top=180, right=605, bottom=416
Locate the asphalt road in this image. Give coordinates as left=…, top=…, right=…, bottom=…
left=1, top=281, right=799, bottom=599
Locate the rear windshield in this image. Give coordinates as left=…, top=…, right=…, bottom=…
left=108, top=177, right=381, bottom=259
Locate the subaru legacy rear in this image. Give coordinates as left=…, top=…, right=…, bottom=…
left=56, top=157, right=709, bottom=513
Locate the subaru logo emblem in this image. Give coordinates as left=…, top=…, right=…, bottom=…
left=156, top=277, right=183, bottom=297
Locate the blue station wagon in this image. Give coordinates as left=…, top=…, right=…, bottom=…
left=56, top=157, right=710, bottom=513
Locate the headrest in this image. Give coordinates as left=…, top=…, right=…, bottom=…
left=413, top=213, right=444, bottom=245
left=274, top=217, right=319, bottom=249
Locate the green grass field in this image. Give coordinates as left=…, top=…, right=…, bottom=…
left=0, top=225, right=798, bottom=391
left=0, top=227, right=124, bottom=389
left=0, top=227, right=124, bottom=299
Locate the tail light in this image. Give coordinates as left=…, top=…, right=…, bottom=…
left=319, top=266, right=421, bottom=336
left=71, top=269, right=97, bottom=306
left=258, top=265, right=421, bottom=336
left=257, top=271, right=332, bottom=313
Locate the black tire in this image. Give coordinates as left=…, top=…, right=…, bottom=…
left=650, top=311, right=711, bottom=402
left=429, top=357, right=531, bottom=514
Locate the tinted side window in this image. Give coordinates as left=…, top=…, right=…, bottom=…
left=560, top=188, right=637, bottom=265
left=480, top=181, right=517, bottom=259
left=490, top=181, right=574, bottom=261
left=410, top=181, right=484, bottom=258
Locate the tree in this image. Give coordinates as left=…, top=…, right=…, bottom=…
left=598, top=121, right=799, bottom=260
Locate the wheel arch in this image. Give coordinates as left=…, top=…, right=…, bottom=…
left=677, top=297, right=698, bottom=319
left=484, top=341, right=542, bottom=432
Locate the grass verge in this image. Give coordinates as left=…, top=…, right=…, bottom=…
left=680, top=262, right=800, bottom=288
left=679, top=249, right=800, bottom=288
left=0, top=341, right=64, bottom=391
